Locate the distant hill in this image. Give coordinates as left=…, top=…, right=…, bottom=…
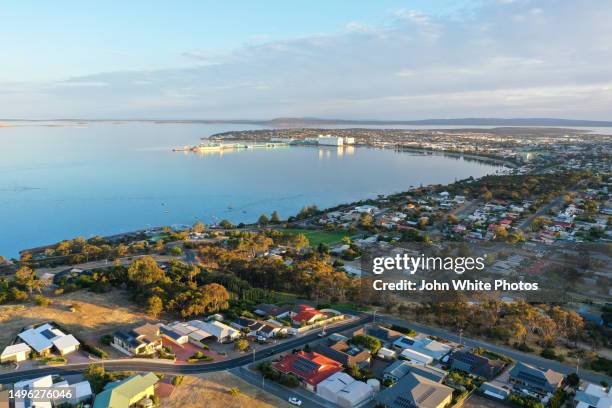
left=3, top=117, right=611, bottom=127
left=260, top=117, right=612, bottom=127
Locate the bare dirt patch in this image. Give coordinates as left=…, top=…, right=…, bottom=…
left=159, top=371, right=290, bottom=408
left=0, top=290, right=147, bottom=348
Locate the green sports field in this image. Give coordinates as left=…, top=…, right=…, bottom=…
left=281, top=229, right=348, bottom=246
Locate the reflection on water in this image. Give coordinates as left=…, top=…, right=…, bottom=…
left=0, top=122, right=501, bottom=257
left=317, top=145, right=355, bottom=160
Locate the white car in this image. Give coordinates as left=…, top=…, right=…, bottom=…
left=288, top=397, right=302, bottom=406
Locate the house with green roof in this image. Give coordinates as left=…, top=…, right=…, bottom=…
left=93, top=372, right=158, bottom=408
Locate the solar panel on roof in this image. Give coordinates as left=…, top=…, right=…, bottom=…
left=393, top=396, right=417, bottom=408
left=416, top=387, right=435, bottom=404
left=160, top=326, right=183, bottom=340
left=40, top=329, right=57, bottom=340
left=293, top=357, right=320, bottom=374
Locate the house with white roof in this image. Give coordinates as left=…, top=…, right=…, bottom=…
left=574, top=383, right=612, bottom=408
left=1, top=343, right=31, bottom=363
left=17, top=323, right=80, bottom=356
left=392, top=334, right=452, bottom=362
left=53, top=334, right=80, bottom=356
left=316, top=372, right=373, bottom=408
left=189, top=320, right=240, bottom=343
left=14, top=375, right=54, bottom=408
left=52, top=380, right=93, bottom=405
left=162, top=320, right=240, bottom=346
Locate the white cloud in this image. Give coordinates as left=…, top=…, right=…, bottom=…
left=1, top=0, right=611, bottom=119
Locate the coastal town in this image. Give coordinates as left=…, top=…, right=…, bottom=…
left=0, top=126, right=610, bottom=408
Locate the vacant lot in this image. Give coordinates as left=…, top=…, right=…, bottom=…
left=159, top=372, right=289, bottom=408
left=0, top=290, right=146, bottom=347
left=282, top=229, right=348, bottom=246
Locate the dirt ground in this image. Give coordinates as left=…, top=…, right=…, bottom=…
left=159, top=371, right=290, bottom=408
left=0, top=290, right=148, bottom=348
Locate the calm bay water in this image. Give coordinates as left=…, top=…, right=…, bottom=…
left=0, top=122, right=502, bottom=257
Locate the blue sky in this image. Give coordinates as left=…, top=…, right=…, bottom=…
left=1, top=0, right=611, bottom=119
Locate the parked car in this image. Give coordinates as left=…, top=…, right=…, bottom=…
left=288, top=397, right=302, bottom=406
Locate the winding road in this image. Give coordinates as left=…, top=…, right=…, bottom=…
left=0, top=315, right=373, bottom=384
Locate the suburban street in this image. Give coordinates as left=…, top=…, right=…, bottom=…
left=1, top=309, right=610, bottom=389
left=0, top=314, right=373, bottom=384
left=378, top=314, right=612, bottom=385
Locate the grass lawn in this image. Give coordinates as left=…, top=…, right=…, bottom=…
left=329, top=302, right=370, bottom=312
left=282, top=229, right=348, bottom=246
left=0, top=290, right=148, bottom=348
left=159, top=372, right=290, bottom=408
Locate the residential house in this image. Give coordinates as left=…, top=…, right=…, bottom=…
left=189, top=320, right=241, bottom=343
left=376, top=372, right=454, bottom=408
left=230, top=317, right=258, bottom=331
left=314, top=340, right=371, bottom=368
left=377, top=347, right=397, bottom=360
left=161, top=320, right=240, bottom=345
left=17, top=323, right=80, bottom=356
left=253, top=303, right=282, bottom=317
left=480, top=382, right=511, bottom=400
left=272, top=351, right=343, bottom=391
left=509, top=362, right=564, bottom=396
left=51, top=380, right=93, bottom=406
left=317, top=372, right=373, bottom=408
left=352, top=326, right=403, bottom=347
left=159, top=324, right=190, bottom=345
left=574, top=383, right=612, bottom=408
left=112, top=323, right=163, bottom=356
left=450, top=350, right=505, bottom=379
left=393, top=335, right=452, bottom=362
left=250, top=321, right=283, bottom=339
left=93, top=372, right=158, bottom=408
left=383, top=360, right=447, bottom=384
left=284, top=305, right=325, bottom=326
left=14, top=375, right=54, bottom=408
left=0, top=343, right=31, bottom=363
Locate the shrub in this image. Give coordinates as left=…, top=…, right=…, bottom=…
left=100, top=335, right=113, bottom=345
left=33, top=294, right=51, bottom=307
left=590, top=357, right=612, bottom=376
left=172, top=375, right=184, bottom=386
left=82, top=344, right=108, bottom=359
left=514, top=342, right=534, bottom=352
left=390, top=325, right=417, bottom=337
left=351, top=335, right=382, bottom=354
left=541, top=348, right=564, bottom=362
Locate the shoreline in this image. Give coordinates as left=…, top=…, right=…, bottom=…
left=8, top=146, right=510, bottom=259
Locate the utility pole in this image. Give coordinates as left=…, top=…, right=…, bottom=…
left=459, top=328, right=463, bottom=346
left=252, top=348, right=256, bottom=363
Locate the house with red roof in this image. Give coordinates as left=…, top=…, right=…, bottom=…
left=292, top=307, right=325, bottom=326
left=272, top=351, right=344, bottom=391
left=279, top=304, right=325, bottom=326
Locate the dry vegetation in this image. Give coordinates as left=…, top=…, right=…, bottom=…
left=0, top=290, right=146, bottom=347
left=159, top=372, right=290, bottom=408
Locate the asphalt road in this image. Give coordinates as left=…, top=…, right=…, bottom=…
left=2, top=310, right=609, bottom=388
left=231, top=367, right=334, bottom=408
left=378, top=314, right=612, bottom=385
left=0, top=315, right=372, bottom=384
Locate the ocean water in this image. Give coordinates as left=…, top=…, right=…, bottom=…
left=0, top=122, right=502, bottom=257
